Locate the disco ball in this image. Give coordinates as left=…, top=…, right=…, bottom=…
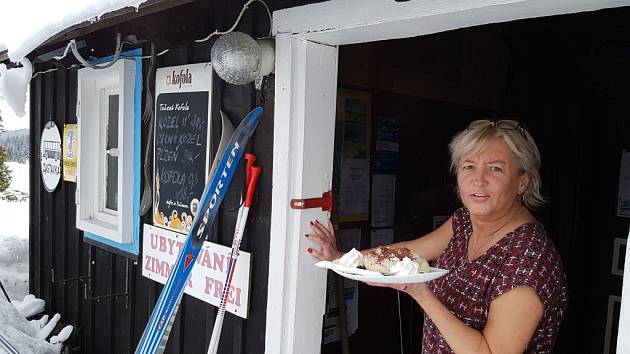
left=211, top=31, right=274, bottom=89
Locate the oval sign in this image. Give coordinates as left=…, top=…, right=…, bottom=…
left=40, top=121, right=62, bottom=192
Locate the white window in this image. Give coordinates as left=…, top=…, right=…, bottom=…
left=76, top=59, right=136, bottom=244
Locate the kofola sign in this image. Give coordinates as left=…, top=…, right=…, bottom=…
left=153, top=62, right=212, bottom=234
left=142, top=224, right=251, bottom=318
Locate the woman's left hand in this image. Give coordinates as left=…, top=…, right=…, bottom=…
left=365, top=281, right=433, bottom=303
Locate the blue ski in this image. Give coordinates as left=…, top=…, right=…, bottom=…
left=135, top=107, right=263, bottom=354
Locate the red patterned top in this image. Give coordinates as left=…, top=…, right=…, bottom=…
left=423, top=208, right=568, bottom=353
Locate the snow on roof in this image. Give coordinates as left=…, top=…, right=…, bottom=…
left=0, top=0, right=148, bottom=63
left=0, top=1, right=149, bottom=117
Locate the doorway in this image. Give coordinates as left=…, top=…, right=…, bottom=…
left=321, top=8, right=630, bottom=353
left=268, top=2, right=630, bottom=353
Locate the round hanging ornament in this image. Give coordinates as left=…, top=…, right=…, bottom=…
left=40, top=120, right=62, bottom=192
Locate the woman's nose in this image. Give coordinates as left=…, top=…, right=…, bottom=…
left=471, top=169, right=488, bottom=186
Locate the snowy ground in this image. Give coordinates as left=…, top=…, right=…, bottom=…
left=0, top=162, right=30, bottom=301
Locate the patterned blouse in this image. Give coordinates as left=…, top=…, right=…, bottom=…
left=423, top=208, right=568, bottom=353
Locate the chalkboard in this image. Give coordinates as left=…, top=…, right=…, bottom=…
left=153, top=91, right=209, bottom=233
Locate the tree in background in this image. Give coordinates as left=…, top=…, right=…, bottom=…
left=0, top=110, right=12, bottom=192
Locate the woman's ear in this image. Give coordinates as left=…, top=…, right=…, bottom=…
left=518, top=173, right=530, bottom=194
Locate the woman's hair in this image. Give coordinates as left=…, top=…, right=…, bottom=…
left=448, top=120, right=546, bottom=209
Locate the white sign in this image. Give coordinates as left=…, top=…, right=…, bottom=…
left=40, top=121, right=62, bottom=192
left=142, top=224, right=251, bottom=318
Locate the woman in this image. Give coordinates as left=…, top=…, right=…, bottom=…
left=306, top=120, right=568, bottom=354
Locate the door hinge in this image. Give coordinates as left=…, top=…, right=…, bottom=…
left=290, top=191, right=333, bottom=212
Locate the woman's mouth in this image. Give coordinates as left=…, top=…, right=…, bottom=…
left=470, top=192, right=489, bottom=202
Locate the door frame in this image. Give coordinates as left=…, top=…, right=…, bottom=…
left=267, top=1, right=630, bottom=353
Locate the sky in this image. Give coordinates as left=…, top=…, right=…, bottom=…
left=0, top=94, right=29, bottom=131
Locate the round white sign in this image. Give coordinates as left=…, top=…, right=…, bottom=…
left=40, top=121, right=62, bottom=192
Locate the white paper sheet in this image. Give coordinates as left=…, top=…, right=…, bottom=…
left=339, top=158, right=370, bottom=221
left=371, top=174, right=395, bottom=227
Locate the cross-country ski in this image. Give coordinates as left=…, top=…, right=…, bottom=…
left=135, top=107, right=262, bottom=354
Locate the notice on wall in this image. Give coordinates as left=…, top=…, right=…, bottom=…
left=371, top=174, right=396, bottom=227
left=153, top=63, right=212, bottom=233
left=63, top=124, right=78, bottom=182
left=142, top=224, right=251, bottom=318
left=618, top=150, right=630, bottom=218
left=339, top=158, right=370, bottom=222
left=323, top=228, right=360, bottom=344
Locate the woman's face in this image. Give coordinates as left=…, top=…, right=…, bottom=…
left=457, top=137, right=529, bottom=221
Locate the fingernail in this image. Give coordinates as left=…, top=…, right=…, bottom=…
left=305, top=234, right=309, bottom=238
left=307, top=248, right=313, bottom=253
left=310, top=221, right=313, bottom=225
left=402, top=285, right=408, bottom=291
left=315, top=220, right=320, bottom=224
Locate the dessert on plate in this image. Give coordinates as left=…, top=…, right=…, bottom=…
left=334, top=246, right=430, bottom=276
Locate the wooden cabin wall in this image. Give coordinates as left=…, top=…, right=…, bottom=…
left=27, top=1, right=289, bottom=353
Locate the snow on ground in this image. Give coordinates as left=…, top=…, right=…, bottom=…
left=0, top=295, right=73, bottom=353
left=0, top=162, right=30, bottom=301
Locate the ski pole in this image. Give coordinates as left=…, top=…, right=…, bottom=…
left=207, top=153, right=261, bottom=354
left=0, top=279, right=11, bottom=303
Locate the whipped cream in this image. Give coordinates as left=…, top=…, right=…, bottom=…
left=388, top=257, right=420, bottom=275
left=335, top=248, right=364, bottom=268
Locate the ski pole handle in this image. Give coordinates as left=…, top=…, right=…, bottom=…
left=244, top=153, right=256, bottom=186
left=244, top=166, right=261, bottom=208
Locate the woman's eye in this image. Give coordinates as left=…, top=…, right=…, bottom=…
left=489, top=166, right=503, bottom=172
left=462, top=165, right=473, bottom=170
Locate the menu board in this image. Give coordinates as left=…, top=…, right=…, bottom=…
left=153, top=63, right=212, bottom=233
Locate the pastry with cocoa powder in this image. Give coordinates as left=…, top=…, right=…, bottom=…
left=363, top=246, right=429, bottom=275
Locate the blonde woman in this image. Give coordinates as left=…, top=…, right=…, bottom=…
left=307, top=120, right=567, bottom=354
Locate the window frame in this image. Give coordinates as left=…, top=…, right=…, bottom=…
left=76, top=58, right=137, bottom=246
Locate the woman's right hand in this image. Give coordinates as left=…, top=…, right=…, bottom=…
left=305, top=219, right=342, bottom=261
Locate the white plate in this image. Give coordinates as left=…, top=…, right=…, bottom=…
left=315, top=261, right=449, bottom=284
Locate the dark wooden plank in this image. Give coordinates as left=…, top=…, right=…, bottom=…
left=240, top=77, right=275, bottom=354
left=113, top=256, right=133, bottom=353
left=29, top=74, right=43, bottom=299
left=53, top=65, right=67, bottom=317
left=93, top=248, right=114, bottom=354
left=81, top=244, right=96, bottom=353
left=42, top=71, right=55, bottom=313
left=181, top=296, right=210, bottom=354
left=64, top=67, right=82, bottom=328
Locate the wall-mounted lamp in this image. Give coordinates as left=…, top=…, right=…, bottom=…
left=210, top=31, right=274, bottom=90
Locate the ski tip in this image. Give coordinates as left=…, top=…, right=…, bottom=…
left=244, top=107, right=264, bottom=126
left=249, top=106, right=263, bottom=119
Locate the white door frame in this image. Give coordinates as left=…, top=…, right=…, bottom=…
left=267, top=1, right=630, bottom=353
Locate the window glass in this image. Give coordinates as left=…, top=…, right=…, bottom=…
left=105, top=94, right=119, bottom=211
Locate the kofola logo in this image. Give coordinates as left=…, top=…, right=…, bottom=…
left=165, top=68, right=192, bottom=88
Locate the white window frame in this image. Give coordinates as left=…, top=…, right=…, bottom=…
left=76, top=59, right=135, bottom=244
left=268, top=1, right=630, bottom=353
